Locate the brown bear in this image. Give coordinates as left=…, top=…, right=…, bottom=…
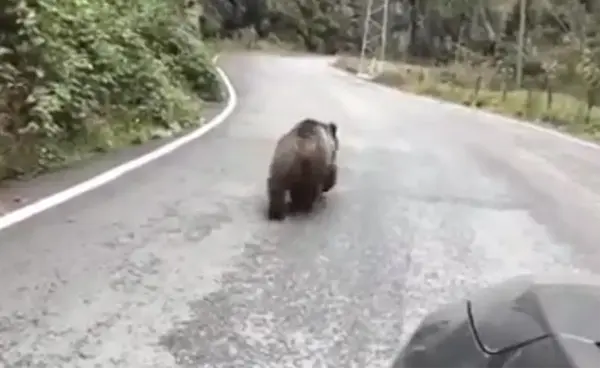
left=267, top=118, right=339, bottom=221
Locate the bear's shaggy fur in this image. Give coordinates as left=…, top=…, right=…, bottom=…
left=267, top=118, right=339, bottom=220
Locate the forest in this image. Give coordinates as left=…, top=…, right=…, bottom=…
left=2, top=0, right=599, bottom=181
left=0, top=0, right=221, bottom=181
left=204, top=0, right=600, bottom=139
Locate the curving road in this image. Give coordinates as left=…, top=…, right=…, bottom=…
left=1, top=52, right=600, bottom=367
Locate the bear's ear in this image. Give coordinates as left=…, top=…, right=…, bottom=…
left=328, top=122, right=337, bottom=137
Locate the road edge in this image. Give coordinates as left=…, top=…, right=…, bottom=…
left=0, top=54, right=238, bottom=232
left=329, top=58, right=600, bottom=152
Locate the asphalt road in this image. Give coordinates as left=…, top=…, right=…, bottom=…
left=1, top=52, right=600, bottom=367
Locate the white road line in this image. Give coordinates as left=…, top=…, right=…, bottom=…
left=329, top=59, right=600, bottom=152
left=0, top=55, right=238, bottom=232
left=476, top=110, right=600, bottom=151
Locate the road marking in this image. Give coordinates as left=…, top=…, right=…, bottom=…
left=476, top=110, right=600, bottom=151
left=330, top=59, right=600, bottom=152
left=356, top=72, right=375, bottom=80
left=0, top=55, right=238, bottom=232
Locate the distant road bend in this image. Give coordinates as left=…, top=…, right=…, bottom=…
left=2, top=52, right=600, bottom=367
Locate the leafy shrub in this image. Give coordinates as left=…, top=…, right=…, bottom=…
left=0, top=0, right=221, bottom=180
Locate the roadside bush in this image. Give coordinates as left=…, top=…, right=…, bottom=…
left=0, top=0, right=222, bottom=180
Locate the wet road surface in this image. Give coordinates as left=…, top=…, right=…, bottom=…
left=1, top=52, right=600, bottom=367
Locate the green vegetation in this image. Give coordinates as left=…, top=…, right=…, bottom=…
left=334, top=56, right=600, bottom=140
left=197, top=0, right=366, bottom=54
left=5, top=0, right=600, bottom=182
left=1, top=0, right=368, bottom=182
left=0, top=0, right=222, bottom=181
left=202, top=0, right=600, bottom=140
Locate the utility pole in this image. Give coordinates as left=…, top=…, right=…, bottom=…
left=516, top=0, right=527, bottom=87
left=358, top=0, right=391, bottom=78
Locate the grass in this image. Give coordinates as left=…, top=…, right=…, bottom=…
left=333, top=57, right=600, bottom=140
